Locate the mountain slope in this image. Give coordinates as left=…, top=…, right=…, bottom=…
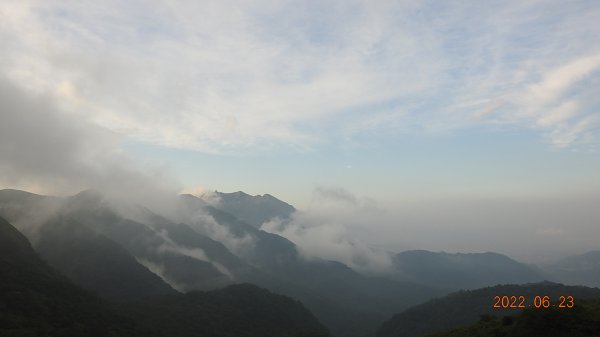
left=391, top=250, right=545, bottom=290
left=426, top=298, right=600, bottom=337
left=125, top=283, right=331, bottom=337
left=378, top=282, right=600, bottom=337
left=63, top=191, right=243, bottom=291
left=210, top=190, right=295, bottom=228
left=0, top=215, right=333, bottom=337
left=35, top=216, right=176, bottom=301
left=0, top=216, right=142, bottom=337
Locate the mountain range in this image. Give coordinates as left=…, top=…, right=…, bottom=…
left=1, top=188, right=599, bottom=337
left=389, top=250, right=545, bottom=290
left=0, top=215, right=331, bottom=337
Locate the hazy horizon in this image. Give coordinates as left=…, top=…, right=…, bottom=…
left=1, top=1, right=599, bottom=265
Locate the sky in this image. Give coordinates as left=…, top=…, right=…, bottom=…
left=1, top=0, right=599, bottom=262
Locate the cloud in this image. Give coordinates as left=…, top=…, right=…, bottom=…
left=0, top=75, right=181, bottom=214
left=313, top=186, right=358, bottom=205
left=515, top=53, right=600, bottom=147
left=175, top=202, right=256, bottom=258
left=527, top=54, right=600, bottom=107
left=2, top=1, right=597, bottom=152
left=262, top=186, right=393, bottom=274
left=154, top=228, right=235, bottom=281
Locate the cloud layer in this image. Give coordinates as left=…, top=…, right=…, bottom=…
left=0, top=75, right=180, bottom=213
left=262, top=186, right=393, bottom=274
left=1, top=1, right=598, bottom=152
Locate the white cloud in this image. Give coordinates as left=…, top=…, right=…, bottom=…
left=0, top=1, right=598, bottom=152
left=261, top=186, right=393, bottom=274
left=527, top=54, right=600, bottom=107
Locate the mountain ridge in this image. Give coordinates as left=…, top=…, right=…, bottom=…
left=377, top=281, right=600, bottom=337
left=0, top=215, right=333, bottom=337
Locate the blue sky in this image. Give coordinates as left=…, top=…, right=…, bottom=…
left=1, top=0, right=599, bottom=261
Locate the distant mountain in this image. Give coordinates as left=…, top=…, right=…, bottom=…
left=543, top=251, right=600, bottom=288
left=390, top=250, right=545, bottom=290
left=0, top=215, right=332, bottom=337
left=209, top=190, right=295, bottom=228
left=426, top=298, right=600, bottom=337
left=0, top=215, right=143, bottom=336
left=377, top=282, right=600, bottom=337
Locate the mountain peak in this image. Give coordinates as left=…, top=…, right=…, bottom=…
left=209, top=190, right=296, bottom=228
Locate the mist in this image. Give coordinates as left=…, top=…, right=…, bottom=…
left=260, top=186, right=393, bottom=274
left=372, top=193, right=600, bottom=264
left=260, top=185, right=600, bottom=268
left=0, top=76, right=181, bottom=217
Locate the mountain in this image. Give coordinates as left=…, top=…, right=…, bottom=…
left=0, top=189, right=258, bottom=294
left=0, top=189, right=446, bottom=337
left=124, top=283, right=331, bottom=337
left=0, top=215, right=143, bottom=337
left=390, top=250, right=545, bottom=290
left=181, top=193, right=448, bottom=337
left=426, top=298, right=600, bottom=337
left=377, top=282, right=600, bottom=337
left=35, top=215, right=176, bottom=301
left=209, top=191, right=295, bottom=228
left=0, top=215, right=332, bottom=337
left=62, top=190, right=258, bottom=291
left=543, top=251, right=600, bottom=288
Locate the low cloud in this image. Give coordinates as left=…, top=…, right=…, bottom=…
left=262, top=186, right=393, bottom=274
left=175, top=202, right=256, bottom=258
left=0, top=76, right=181, bottom=216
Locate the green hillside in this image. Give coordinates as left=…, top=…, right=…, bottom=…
left=427, top=298, right=600, bottom=337
left=378, top=282, right=600, bottom=337
left=123, top=283, right=331, bottom=337
left=0, top=216, right=142, bottom=337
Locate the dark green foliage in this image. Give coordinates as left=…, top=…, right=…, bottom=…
left=426, top=299, right=600, bottom=337
left=123, top=284, right=331, bottom=337
left=0, top=216, right=143, bottom=337
left=378, top=282, right=600, bottom=337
